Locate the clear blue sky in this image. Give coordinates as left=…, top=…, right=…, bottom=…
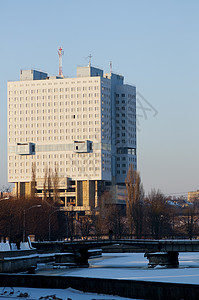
left=1, top=0, right=199, bottom=195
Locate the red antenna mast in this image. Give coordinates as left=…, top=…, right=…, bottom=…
left=58, top=47, right=64, bottom=77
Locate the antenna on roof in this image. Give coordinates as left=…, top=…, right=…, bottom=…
left=58, top=47, right=64, bottom=77
left=110, top=61, right=112, bottom=73
left=88, top=54, right=92, bottom=67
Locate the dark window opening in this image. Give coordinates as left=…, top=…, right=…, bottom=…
left=67, top=187, right=75, bottom=192
left=69, top=180, right=75, bottom=185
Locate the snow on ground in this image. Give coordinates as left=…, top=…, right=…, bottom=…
left=37, top=252, right=199, bottom=284
left=0, top=286, right=139, bottom=300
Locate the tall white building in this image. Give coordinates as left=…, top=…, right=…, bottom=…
left=7, top=64, right=136, bottom=212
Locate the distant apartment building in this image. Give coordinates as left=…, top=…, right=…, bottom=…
left=7, top=64, right=136, bottom=212
left=188, top=190, right=199, bottom=202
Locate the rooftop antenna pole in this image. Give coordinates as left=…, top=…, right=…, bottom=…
left=88, top=54, right=92, bottom=67
left=58, top=47, right=64, bottom=77
left=110, top=61, right=112, bottom=73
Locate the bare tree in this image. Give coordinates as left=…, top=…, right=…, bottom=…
left=78, top=215, right=93, bottom=239
left=0, top=196, right=68, bottom=242
left=183, top=200, right=199, bottom=240
left=52, top=163, right=60, bottom=204
left=43, top=165, right=60, bottom=204
left=91, top=206, right=106, bottom=240
left=0, top=185, right=12, bottom=193
left=146, top=189, right=171, bottom=239
left=66, top=209, right=75, bottom=241
left=43, top=166, right=48, bottom=201
left=125, top=164, right=144, bottom=238
left=47, top=167, right=52, bottom=202
left=31, top=162, right=36, bottom=198
left=105, top=204, right=126, bottom=239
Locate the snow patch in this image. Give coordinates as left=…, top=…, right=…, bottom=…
left=0, top=243, right=10, bottom=251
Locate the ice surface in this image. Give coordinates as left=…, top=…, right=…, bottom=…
left=36, top=252, right=199, bottom=285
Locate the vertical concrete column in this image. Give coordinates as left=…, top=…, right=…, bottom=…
left=95, top=180, right=99, bottom=208
left=88, top=181, right=95, bottom=209
left=15, top=183, right=18, bottom=198
left=82, top=181, right=89, bottom=207
left=25, top=182, right=32, bottom=197
left=76, top=181, right=83, bottom=206
left=75, top=180, right=78, bottom=206
left=146, top=252, right=179, bottom=268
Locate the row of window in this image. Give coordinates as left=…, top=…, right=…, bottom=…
left=116, top=156, right=136, bottom=161
left=9, top=110, right=102, bottom=118
left=9, top=128, right=102, bottom=135
left=8, top=135, right=102, bottom=143
left=9, top=100, right=101, bottom=107
left=8, top=93, right=101, bottom=102
left=116, top=126, right=136, bottom=132
left=116, top=159, right=136, bottom=167
left=9, top=152, right=101, bottom=160
left=8, top=112, right=101, bottom=122
left=115, top=141, right=136, bottom=147
left=9, top=159, right=102, bottom=167
left=116, top=106, right=136, bottom=113
left=116, top=133, right=136, bottom=138
left=116, top=94, right=136, bottom=98
left=9, top=106, right=101, bottom=113
left=9, top=166, right=102, bottom=174
left=116, top=119, right=136, bottom=126
left=9, top=127, right=101, bottom=135
left=9, top=120, right=100, bottom=129
left=117, top=170, right=127, bottom=174
left=8, top=85, right=100, bottom=95
left=117, top=164, right=128, bottom=168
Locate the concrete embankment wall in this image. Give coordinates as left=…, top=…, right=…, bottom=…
left=0, top=256, right=38, bottom=273
left=0, top=274, right=198, bottom=300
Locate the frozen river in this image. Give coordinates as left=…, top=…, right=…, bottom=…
left=37, top=252, right=199, bottom=284
left=2, top=252, right=199, bottom=299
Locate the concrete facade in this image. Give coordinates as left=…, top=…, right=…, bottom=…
left=8, top=64, right=136, bottom=212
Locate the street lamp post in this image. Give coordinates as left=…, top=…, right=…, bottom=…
left=48, top=209, right=60, bottom=241
left=23, top=205, right=42, bottom=242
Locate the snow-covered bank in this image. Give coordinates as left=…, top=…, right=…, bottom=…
left=0, top=287, right=139, bottom=300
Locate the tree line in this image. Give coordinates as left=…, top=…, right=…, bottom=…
left=1, top=164, right=199, bottom=242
